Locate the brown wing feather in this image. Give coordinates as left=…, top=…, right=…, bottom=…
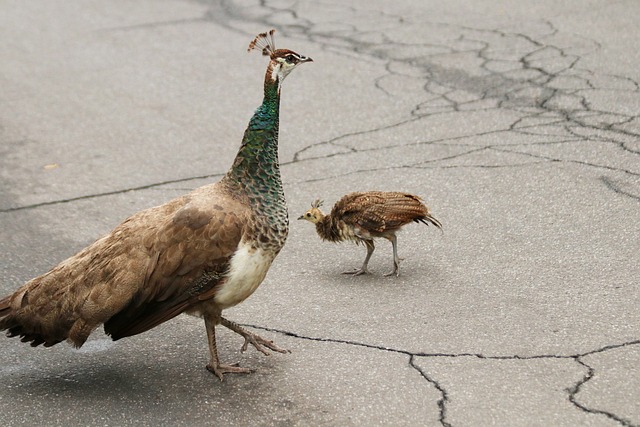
left=333, top=191, right=438, bottom=234
left=0, top=183, right=247, bottom=347
left=103, top=186, right=247, bottom=340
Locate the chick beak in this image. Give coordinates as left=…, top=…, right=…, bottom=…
left=297, top=215, right=305, bottom=220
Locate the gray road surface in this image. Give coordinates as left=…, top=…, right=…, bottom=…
left=1, top=0, right=639, bottom=426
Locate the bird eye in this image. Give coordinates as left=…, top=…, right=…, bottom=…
left=285, top=55, right=295, bottom=63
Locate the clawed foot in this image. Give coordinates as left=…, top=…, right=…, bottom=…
left=239, top=330, right=291, bottom=356
left=220, top=317, right=290, bottom=356
left=383, top=258, right=403, bottom=277
left=206, top=317, right=289, bottom=381
left=342, top=268, right=370, bottom=276
left=383, top=268, right=400, bottom=277
left=206, top=361, right=253, bottom=381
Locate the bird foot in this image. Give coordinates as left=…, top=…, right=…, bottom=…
left=342, top=268, right=370, bottom=276
left=206, top=361, right=253, bottom=381
left=383, top=269, right=400, bottom=277
left=383, top=258, right=402, bottom=277
left=220, top=317, right=290, bottom=356
left=239, top=330, right=291, bottom=356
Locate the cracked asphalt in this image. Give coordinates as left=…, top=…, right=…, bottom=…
left=1, top=0, right=639, bottom=426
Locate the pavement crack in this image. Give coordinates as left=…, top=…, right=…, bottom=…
left=158, top=0, right=640, bottom=209
left=568, top=357, right=638, bottom=427
left=7, top=2, right=639, bottom=210
left=0, top=173, right=224, bottom=213
left=291, top=116, right=420, bottom=162
left=492, top=146, right=640, bottom=178
left=600, top=177, right=640, bottom=201
left=240, top=322, right=452, bottom=426
left=410, top=355, right=452, bottom=427
left=243, top=323, right=640, bottom=427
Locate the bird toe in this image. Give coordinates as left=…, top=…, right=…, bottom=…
left=207, top=362, right=253, bottom=381
left=342, top=268, right=370, bottom=276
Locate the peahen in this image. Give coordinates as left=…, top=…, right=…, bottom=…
left=298, top=191, right=441, bottom=276
left=0, top=30, right=312, bottom=380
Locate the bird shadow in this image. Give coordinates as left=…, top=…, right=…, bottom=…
left=4, top=364, right=150, bottom=400
left=1, top=335, right=281, bottom=405
left=1, top=341, right=215, bottom=403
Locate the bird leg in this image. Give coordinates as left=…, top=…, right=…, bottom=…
left=204, top=315, right=252, bottom=381
left=383, top=234, right=402, bottom=277
left=343, top=239, right=375, bottom=276
left=220, top=317, right=290, bottom=356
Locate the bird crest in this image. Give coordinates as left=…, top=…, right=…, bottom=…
left=311, top=199, right=324, bottom=208
left=248, top=29, right=277, bottom=58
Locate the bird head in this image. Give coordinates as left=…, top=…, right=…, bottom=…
left=297, top=199, right=324, bottom=223
left=248, top=29, right=313, bottom=84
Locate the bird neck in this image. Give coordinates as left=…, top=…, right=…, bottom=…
left=224, top=75, right=288, bottom=244
left=315, top=214, right=342, bottom=242
left=226, top=77, right=282, bottom=193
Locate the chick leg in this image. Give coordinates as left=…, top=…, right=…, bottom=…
left=204, top=315, right=252, bottom=381
left=344, top=239, right=375, bottom=276
left=220, top=317, right=290, bottom=355
left=383, top=234, right=402, bottom=277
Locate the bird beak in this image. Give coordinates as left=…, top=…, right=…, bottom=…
left=300, top=56, right=313, bottom=63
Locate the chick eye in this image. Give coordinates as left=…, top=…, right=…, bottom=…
left=306, top=213, right=311, bottom=217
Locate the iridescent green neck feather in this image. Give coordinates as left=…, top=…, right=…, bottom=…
left=224, top=76, right=288, bottom=243
left=227, top=78, right=280, bottom=186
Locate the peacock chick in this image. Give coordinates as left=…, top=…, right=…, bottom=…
left=298, top=191, right=442, bottom=276
left=0, top=30, right=312, bottom=381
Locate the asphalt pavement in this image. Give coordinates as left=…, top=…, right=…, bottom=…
left=1, top=1, right=639, bottom=426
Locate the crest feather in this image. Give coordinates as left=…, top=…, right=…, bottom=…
left=311, top=199, right=324, bottom=208
left=248, top=29, right=276, bottom=57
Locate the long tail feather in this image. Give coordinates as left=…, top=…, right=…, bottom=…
left=416, top=214, right=442, bottom=229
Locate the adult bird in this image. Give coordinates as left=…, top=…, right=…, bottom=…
left=0, top=30, right=312, bottom=380
left=298, top=191, right=441, bottom=276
